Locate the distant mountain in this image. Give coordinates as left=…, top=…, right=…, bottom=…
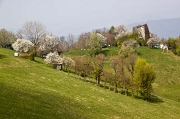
left=128, top=17, right=180, bottom=39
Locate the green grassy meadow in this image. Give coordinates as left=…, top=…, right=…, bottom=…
left=0, top=47, right=180, bottom=119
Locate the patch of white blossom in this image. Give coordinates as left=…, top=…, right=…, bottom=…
left=44, top=52, right=75, bottom=67
left=63, top=56, right=75, bottom=67
left=44, top=51, right=63, bottom=63
left=12, top=39, right=34, bottom=52
left=96, top=33, right=107, bottom=47
left=39, top=35, right=56, bottom=51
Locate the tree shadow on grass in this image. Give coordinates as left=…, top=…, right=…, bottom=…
left=134, top=95, right=164, bottom=103
left=99, top=83, right=164, bottom=103
left=34, top=60, right=44, bottom=64
left=0, top=54, right=7, bottom=59
left=136, top=51, right=142, bottom=56
left=65, top=72, right=164, bottom=103
left=148, top=95, right=164, bottom=103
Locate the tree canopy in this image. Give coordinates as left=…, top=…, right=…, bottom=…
left=133, top=58, right=156, bottom=100
left=17, top=21, right=46, bottom=45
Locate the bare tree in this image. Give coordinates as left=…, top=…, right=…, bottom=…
left=18, top=21, right=46, bottom=45
left=56, top=36, right=69, bottom=53
left=67, top=33, right=76, bottom=50
left=106, top=33, right=115, bottom=46
left=73, top=55, right=92, bottom=81
left=103, top=71, right=114, bottom=90
left=110, top=56, right=123, bottom=92
left=75, top=32, right=91, bottom=49
left=92, top=54, right=105, bottom=86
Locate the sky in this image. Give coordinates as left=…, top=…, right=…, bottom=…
left=0, top=0, right=180, bottom=37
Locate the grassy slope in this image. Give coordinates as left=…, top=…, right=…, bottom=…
left=0, top=48, right=180, bottom=119
left=67, top=46, right=180, bottom=102
left=136, top=47, right=180, bottom=102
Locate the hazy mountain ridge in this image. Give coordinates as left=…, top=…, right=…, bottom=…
left=128, top=17, right=180, bottom=39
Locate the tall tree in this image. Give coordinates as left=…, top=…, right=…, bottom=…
left=18, top=21, right=46, bottom=45
left=110, top=56, right=123, bottom=92
left=106, top=33, right=115, bottom=46
left=75, top=32, right=91, bottom=49
left=67, top=33, right=75, bottom=51
left=89, top=32, right=102, bottom=56
left=118, top=45, right=137, bottom=95
left=92, top=54, right=105, bottom=86
left=0, top=28, right=16, bottom=48
left=109, top=26, right=115, bottom=35
left=56, top=36, right=69, bottom=53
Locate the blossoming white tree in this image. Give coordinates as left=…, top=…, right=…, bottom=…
left=12, top=39, right=34, bottom=53
left=97, top=33, right=107, bottom=47
left=63, top=56, right=75, bottom=75
left=38, top=35, right=56, bottom=51
left=44, top=51, right=63, bottom=63
left=45, top=52, right=75, bottom=75
left=114, top=25, right=131, bottom=38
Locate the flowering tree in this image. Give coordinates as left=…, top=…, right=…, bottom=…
left=44, top=51, right=63, bottom=64
left=38, top=35, right=56, bottom=51
left=89, top=32, right=102, bottom=56
left=97, top=33, right=107, bottom=47
left=12, top=39, right=34, bottom=53
left=114, top=25, right=131, bottom=38
left=63, top=56, right=75, bottom=75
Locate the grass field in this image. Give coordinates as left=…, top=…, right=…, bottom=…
left=136, top=47, right=180, bottom=102
left=0, top=47, right=180, bottom=119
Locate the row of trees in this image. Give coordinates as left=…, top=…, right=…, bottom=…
left=44, top=45, right=156, bottom=100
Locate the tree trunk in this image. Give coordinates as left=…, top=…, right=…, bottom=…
left=104, top=78, right=107, bottom=88
left=109, top=82, right=111, bottom=90
left=125, top=89, right=128, bottom=96
left=96, top=76, right=100, bottom=86
left=114, top=81, right=117, bottom=93
left=114, top=73, right=117, bottom=92
left=84, top=72, right=86, bottom=82
left=131, top=89, right=134, bottom=98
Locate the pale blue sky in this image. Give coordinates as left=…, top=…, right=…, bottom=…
left=0, top=0, right=180, bottom=36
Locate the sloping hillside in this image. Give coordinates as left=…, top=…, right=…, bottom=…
left=136, top=47, right=180, bottom=102
left=0, top=48, right=180, bottom=119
